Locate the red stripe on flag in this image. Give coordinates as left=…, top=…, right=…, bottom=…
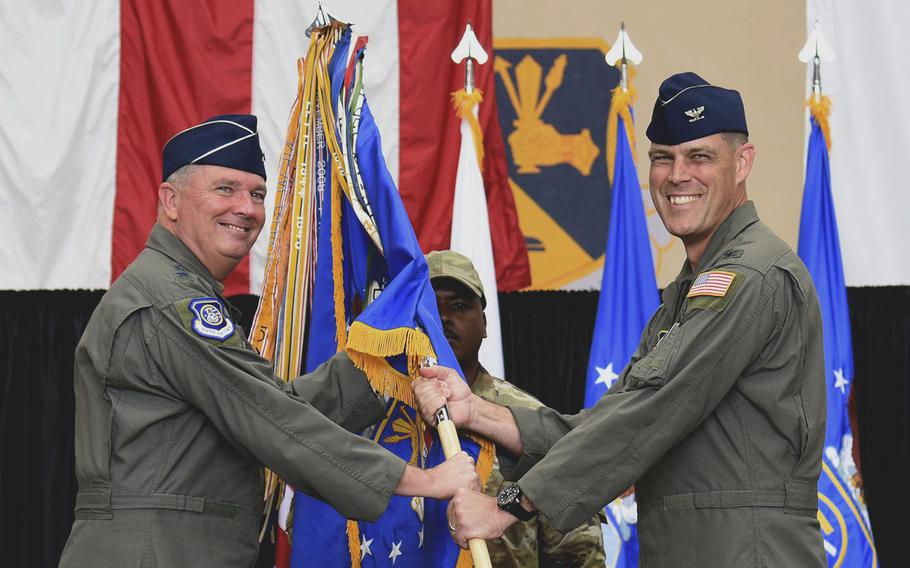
left=114, top=0, right=255, bottom=295
left=274, top=527, right=291, bottom=568
left=397, top=0, right=529, bottom=291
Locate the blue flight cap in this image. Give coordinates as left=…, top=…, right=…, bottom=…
left=646, top=72, right=748, bottom=145
left=161, top=114, right=267, bottom=182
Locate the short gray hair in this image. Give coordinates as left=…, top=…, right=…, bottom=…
left=721, top=132, right=749, bottom=150
left=165, top=164, right=198, bottom=189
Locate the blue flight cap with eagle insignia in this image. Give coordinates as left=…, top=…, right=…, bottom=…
left=646, top=72, right=748, bottom=145
left=161, top=114, right=267, bottom=182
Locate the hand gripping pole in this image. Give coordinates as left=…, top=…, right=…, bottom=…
left=435, top=404, right=492, bottom=568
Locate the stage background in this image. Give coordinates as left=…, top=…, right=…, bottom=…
left=1, top=289, right=905, bottom=567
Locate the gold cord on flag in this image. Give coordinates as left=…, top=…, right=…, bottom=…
left=807, top=94, right=832, bottom=150
left=606, top=67, right=637, bottom=186
left=451, top=88, right=485, bottom=170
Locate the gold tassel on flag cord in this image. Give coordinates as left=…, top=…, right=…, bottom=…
left=606, top=67, right=637, bottom=186
left=451, top=88, right=485, bottom=170
left=807, top=94, right=832, bottom=150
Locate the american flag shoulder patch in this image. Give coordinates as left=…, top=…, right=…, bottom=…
left=687, top=270, right=737, bottom=298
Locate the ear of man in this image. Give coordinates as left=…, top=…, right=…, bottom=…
left=158, top=182, right=180, bottom=223
left=735, top=143, right=756, bottom=186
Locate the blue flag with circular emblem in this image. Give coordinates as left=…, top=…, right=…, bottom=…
left=798, top=101, right=877, bottom=567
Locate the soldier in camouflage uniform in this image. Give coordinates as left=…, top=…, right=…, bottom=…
left=417, top=73, right=828, bottom=567
left=427, top=250, right=605, bottom=567
left=59, top=115, right=478, bottom=568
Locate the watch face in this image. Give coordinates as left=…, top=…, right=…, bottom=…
left=498, top=484, right=520, bottom=507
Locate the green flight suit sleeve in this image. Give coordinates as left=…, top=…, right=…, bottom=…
left=497, top=316, right=655, bottom=481
left=148, top=304, right=406, bottom=522
left=512, top=267, right=786, bottom=531
left=281, top=353, right=388, bottom=434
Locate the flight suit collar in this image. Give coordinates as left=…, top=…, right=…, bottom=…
left=692, top=200, right=760, bottom=274
left=662, top=201, right=760, bottom=318
left=146, top=224, right=225, bottom=293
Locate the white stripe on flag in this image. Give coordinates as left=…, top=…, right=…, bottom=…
left=0, top=0, right=119, bottom=289
left=808, top=0, right=910, bottom=285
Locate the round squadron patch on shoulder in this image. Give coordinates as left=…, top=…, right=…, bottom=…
left=187, top=297, right=235, bottom=341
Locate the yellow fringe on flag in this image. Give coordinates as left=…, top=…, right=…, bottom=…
left=807, top=94, right=832, bottom=150
left=456, top=550, right=474, bottom=568
left=345, top=321, right=437, bottom=408
left=452, top=89, right=485, bottom=170
left=347, top=519, right=362, bottom=568
left=331, top=168, right=347, bottom=351
left=606, top=66, right=637, bottom=186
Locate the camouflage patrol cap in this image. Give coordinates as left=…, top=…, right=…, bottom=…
left=426, top=250, right=486, bottom=308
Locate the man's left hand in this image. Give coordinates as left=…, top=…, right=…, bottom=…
left=446, top=488, right=518, bottom=548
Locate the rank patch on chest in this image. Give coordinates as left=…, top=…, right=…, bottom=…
left=687, top=270, right=736, bottom=298
left=188, top=297, right=235, bottom=341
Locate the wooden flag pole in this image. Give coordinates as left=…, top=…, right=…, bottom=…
left=434, top=405, right=492, bottom=568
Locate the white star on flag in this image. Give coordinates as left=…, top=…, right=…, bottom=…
left=594, top=362, right=619, bottom=389
left=833, top=368, right=849, bottom=394
left=389, top=540, right=403, bottom=564
left=360, top=534, right=373, bottom=559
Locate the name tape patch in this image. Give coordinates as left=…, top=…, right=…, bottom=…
left=687, top=270, right=736, bottom=298
left=188, top=297, right=235, bottom=341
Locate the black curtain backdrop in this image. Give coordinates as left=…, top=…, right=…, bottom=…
left=1, top=287, right=906, bottom=567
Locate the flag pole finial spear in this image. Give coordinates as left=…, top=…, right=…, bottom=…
left=605, top=22, right=643, bottom=92
left=306, top=0, right=339, bottom=38
left=451, top=21, right=489, bottom=94
left=799, top=20, right=836, bottom=102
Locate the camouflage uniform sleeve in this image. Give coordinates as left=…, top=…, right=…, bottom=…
left=538, top=517, right=607, bottom=568
left=515, top=266, right=784, bottom=531
left=148, top=299, right=406, bottom=521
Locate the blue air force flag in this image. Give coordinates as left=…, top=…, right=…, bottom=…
left=584, top=111, right=659, bottom=406
left=584, top=107, right=658, bottom=568
left=290, top=28, right=490, bottom=568
left=797, top=104, right=877, bottom=567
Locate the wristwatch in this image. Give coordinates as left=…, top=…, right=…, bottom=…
left=496, top=483, right=537, bottom=521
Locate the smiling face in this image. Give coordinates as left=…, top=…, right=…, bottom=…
left=158, top=164, right=267, bottom=280
left=648, top=133, right=754, bottom=264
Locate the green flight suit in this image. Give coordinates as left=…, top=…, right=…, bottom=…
left=60, top=225, right=406, bottom=568
left=472, top=370, right=605, bottom=568
left=500, top=202, right=827, bottom=567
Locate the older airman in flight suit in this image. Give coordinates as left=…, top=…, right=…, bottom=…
left=59, top=115, right=477, bottom=567
left=414, top=73, right=828, bottom=567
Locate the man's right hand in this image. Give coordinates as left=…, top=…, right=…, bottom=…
left=414, top=364, right=525, bottom=457
left=413, top=365, right=475, bottom=429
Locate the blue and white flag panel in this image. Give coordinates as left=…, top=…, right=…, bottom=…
left=798, top=113, right=877, bottom=567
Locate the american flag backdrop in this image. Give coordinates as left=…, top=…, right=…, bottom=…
left=0, top=0, right=529, bottom=295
